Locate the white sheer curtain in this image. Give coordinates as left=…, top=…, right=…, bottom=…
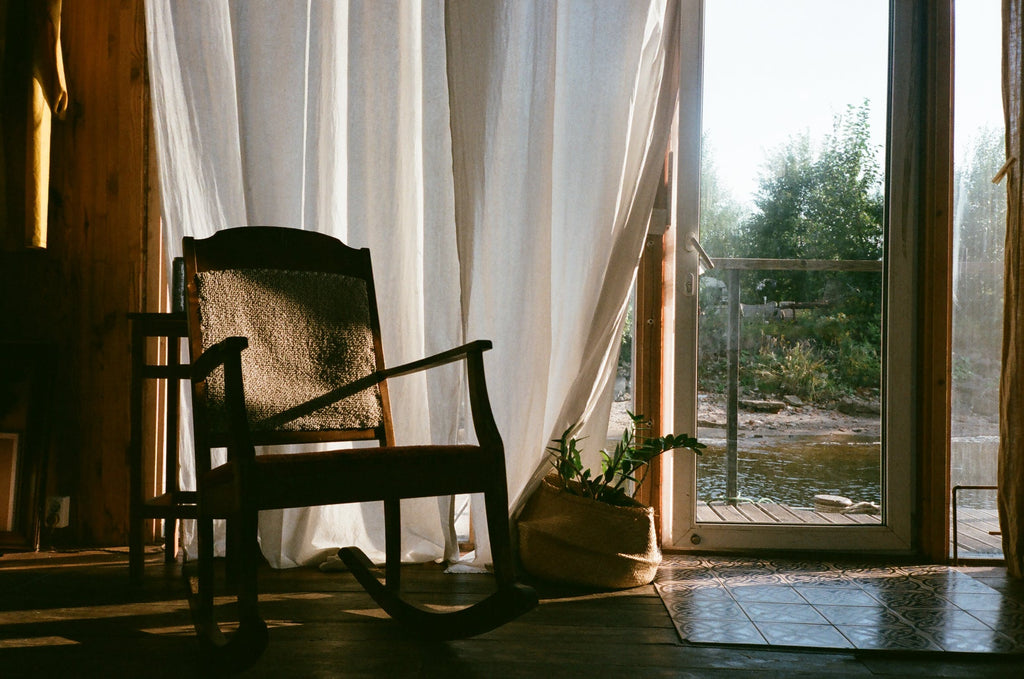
left=146, top=0, right=679, bottom=569
left=147, top=0, right=463, bottom=568
left=446, top=0, right=680, bottom=562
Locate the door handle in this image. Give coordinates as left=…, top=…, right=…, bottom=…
left=687, top=234, right=716, bottom=271
left=683, top=235, right=716, bottom=296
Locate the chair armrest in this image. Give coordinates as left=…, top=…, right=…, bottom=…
left=345, top=339, right=493, bottom=400
left=191, top=336, right=249, bottom=381
left=378, top=339, right=492, bottom=381
left=383, top=338, right=502, bottom=449
left=190, top=336, right=256, bottom=473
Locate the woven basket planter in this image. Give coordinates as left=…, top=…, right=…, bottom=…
left=517, top=475, right=661, bottom=589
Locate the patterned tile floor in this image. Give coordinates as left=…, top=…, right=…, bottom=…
left=656, top=555, right=1024, bottom=653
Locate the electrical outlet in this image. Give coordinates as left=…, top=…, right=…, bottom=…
left=45, top=496, right=70, bottom=528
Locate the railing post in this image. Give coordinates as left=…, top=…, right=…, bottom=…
left=726, top=268, right=740, bottom=503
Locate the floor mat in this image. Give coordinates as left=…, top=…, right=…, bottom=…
left=655, top=555, right=1024, bottom=652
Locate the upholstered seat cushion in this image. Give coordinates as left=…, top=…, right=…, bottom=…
left=195, top=267, right=383, bottom=432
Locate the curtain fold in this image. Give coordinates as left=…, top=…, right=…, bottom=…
left=446, top=0, right=680, bottom=561
left=146, top=0, right=679, bottom=569
left=1001, top=0, right=1024, bottom=577
left=147, top=0, right=463, bottom=568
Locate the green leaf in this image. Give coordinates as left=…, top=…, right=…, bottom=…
left=543, top=413, right=703, bottom=504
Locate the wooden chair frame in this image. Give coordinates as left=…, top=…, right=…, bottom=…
left=182, top=227, right=535, bottom=668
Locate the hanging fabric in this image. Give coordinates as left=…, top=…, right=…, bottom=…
left=146, top=0, right=680, bottom=569
left=445, top=0, right=680, bottom=562
left=1000, top=0, right=1024, bottom=577
left=147, top=0, right=463, bottom=568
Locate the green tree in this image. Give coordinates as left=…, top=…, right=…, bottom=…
left=740, top=101, right=884, bottom=328
left=698, top=135, right=748, bottom=260
left=698, top=102, right=887, bottom=402
left=951, top=124, right=1006, bottom=419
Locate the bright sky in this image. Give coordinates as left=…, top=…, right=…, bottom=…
left=954, top=0, right=1004, bottom=159
left=701, top=0, right=1003, bottom=206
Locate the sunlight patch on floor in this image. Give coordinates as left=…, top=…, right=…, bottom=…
left=0, top=636, right=80, bottom=649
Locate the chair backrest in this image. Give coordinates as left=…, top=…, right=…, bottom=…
left=182, top=227, right=394, bottom=448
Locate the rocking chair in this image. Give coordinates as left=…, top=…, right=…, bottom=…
left=181, top=227, right=536, bottom=665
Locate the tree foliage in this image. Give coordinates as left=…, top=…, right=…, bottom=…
left=698, top=101, right=886, bottom=401
left=951, top=124, right=1006, bottom=419
left=740, top=101, right=884, bottom=321
left=696, top=102, right=1006, bottom=406
left=698, top=136, right=748, bottom=260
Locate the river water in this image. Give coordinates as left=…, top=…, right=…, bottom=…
left=695, top=435, right=882, bottom=508
left=609, top=402, right=998, bottom=512
left=691, top=433, right=1001, bottom=512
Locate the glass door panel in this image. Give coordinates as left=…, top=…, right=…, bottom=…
left=950, top=0, right=1005, bottom=561
left=669, top=0, right=914, bottom=552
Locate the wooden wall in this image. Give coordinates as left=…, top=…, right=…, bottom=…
left=1, top=0, right=151, bottom=545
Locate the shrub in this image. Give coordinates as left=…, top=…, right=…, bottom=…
left=836, top=336, right=880, bottom=389
left=697, top=307, right=881, bottom=405
left=750, top=337, right=833, bottom=402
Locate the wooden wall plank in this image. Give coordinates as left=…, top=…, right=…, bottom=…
left=917, top=0, right=954, bottom=562
left=41, top=0, right=149, bottom=544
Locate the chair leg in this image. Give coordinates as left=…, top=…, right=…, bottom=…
left=384, top=498, right=401, bottom=591
left=183, top=514, right=220, bottom=652
left=184, top=512, right=268, bottom=672
left=236, top=508, right=262, bottom=625
left=195, top=514, right=216, bottom=623
left=483, top=476, right=516, bottom=588
left=163, top=518, right=177, bottom=564
left=336, top=470, right=537, bottom=641
left=129, top=512, right=144, bottom=583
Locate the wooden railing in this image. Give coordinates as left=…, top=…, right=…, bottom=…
left=710, top=258, right=884, bottom=503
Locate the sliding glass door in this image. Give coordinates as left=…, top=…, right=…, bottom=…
left=950, top=0, right=1005, bottom=561
left=668, top=0, right=917, bottom=552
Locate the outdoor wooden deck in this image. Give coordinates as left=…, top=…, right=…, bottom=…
left=953, top=506, right=1004, bottom=559
left=696, top=501, right=882, bottom=525
left=697, top=502, right=1004, bottom=560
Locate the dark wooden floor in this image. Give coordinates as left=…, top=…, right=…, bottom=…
left=1, top=548, right=1022, bottom=678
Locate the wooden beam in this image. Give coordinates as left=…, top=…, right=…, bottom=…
left=917, top=0, right=954, bottom=563
left=634, top=157, right=671, bottom=537
left=47, top=0, right=150, bottom=544
left=711, top=258, right=883, bottom=272
left=634, top=232, right=666, bottom=537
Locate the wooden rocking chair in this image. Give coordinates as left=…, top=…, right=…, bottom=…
left=181, top=227, right=536, bottom=667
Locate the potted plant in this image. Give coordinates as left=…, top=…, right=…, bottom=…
left=517, top=412, right=704, bottom=589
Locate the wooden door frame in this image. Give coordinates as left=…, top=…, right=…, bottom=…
left=644, top=0, right=953, bottom=560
